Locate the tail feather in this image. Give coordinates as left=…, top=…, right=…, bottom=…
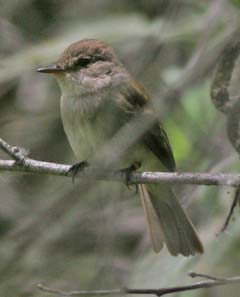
left=139, top=184, right=164, bottom=252
left=139, top=184, right=203, bottom=256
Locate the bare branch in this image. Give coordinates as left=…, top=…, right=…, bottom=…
left=2, top=157, right=240, bottom=186
left=37, top=272, right=240, bottom=297
left=0, top=138, right=29, bottom=163
left=220, top=186, right=240, bottom=232
left=210, top=30, right=240, bottom=155
left=189, top=272, right=227, bottom=281
left=0, top=137, right=240, bottom=187
left=37, top=285, right=122, bottom=296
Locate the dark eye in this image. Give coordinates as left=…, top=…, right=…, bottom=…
left=74, top=57, right=91, bottom=68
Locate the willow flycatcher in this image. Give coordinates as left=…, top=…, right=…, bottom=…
left=38, top=39, right=203, bottom=256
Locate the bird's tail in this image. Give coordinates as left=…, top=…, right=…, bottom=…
left=138, top=184, right=203, bottom=256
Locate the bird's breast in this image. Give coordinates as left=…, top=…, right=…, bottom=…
left=60, top=93, right=167, bottom=172
left=60, top=93, right=114, bottom=161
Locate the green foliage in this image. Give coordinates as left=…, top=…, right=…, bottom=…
left=231, top=0, right=240, bottom=8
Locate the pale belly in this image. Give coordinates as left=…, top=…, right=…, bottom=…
left=60, top=94, right=166, bottom=172
left=60, top=95, right=103, bottom=161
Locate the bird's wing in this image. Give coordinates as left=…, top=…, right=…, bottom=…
left=142, top=123, right=175, bottom=171
left=120, top=78, right=176, bottom=171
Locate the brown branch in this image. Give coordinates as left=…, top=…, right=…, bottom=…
left=37, top=272, right=240, bottom=297
left=210, top=30, right=240, bottom=154
left=220, top=186, right=240, bottom=232
left=210, top=34, right=240, bottom=113
left=1, top=137, right=240, bottom=187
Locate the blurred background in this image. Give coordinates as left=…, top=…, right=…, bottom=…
left=1, top=0, right=240, bottom=296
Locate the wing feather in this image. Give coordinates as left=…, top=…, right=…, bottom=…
left=122, top=78, right=175, bottom=171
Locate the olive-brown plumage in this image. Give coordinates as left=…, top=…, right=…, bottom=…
left=38, top=39, right=203, bottom=256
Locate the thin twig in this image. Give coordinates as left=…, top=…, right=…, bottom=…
left=1, top=138, right=240, bottom=187
left=37, top=272, right=240, bottom=297
left=189, top=271, right=227, bottom=281
left=0, top=138, right=29, bottom=163
left=220, top=186, right=240, bottom=232
left=37, top=285, right=122, bottom=296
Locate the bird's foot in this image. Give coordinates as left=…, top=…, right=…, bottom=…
left=68, top=161, right=89, bottom=183
left=118, top=161, right=141, bottom=193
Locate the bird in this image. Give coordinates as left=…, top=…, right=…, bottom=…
left=38, top=38, right=204, bottom=256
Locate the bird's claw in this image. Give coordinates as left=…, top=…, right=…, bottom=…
left=68, top=161, right=89, bottom=183
left=118, top=161, right=141, bottom=193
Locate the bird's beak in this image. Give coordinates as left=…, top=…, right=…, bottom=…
left=37, top=64, right=65, bottom=74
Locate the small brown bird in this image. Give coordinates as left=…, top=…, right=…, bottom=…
left=38, top=39, right=203, bottom=256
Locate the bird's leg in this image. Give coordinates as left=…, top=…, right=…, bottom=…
left=68, top=161, right=89, bottom=183
left=118, top=161, right=141, bottom=193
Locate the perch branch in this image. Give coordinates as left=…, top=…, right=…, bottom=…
left=0, top=137, right=240, bottom=187
left=37, top=272, right=240, bottom=297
